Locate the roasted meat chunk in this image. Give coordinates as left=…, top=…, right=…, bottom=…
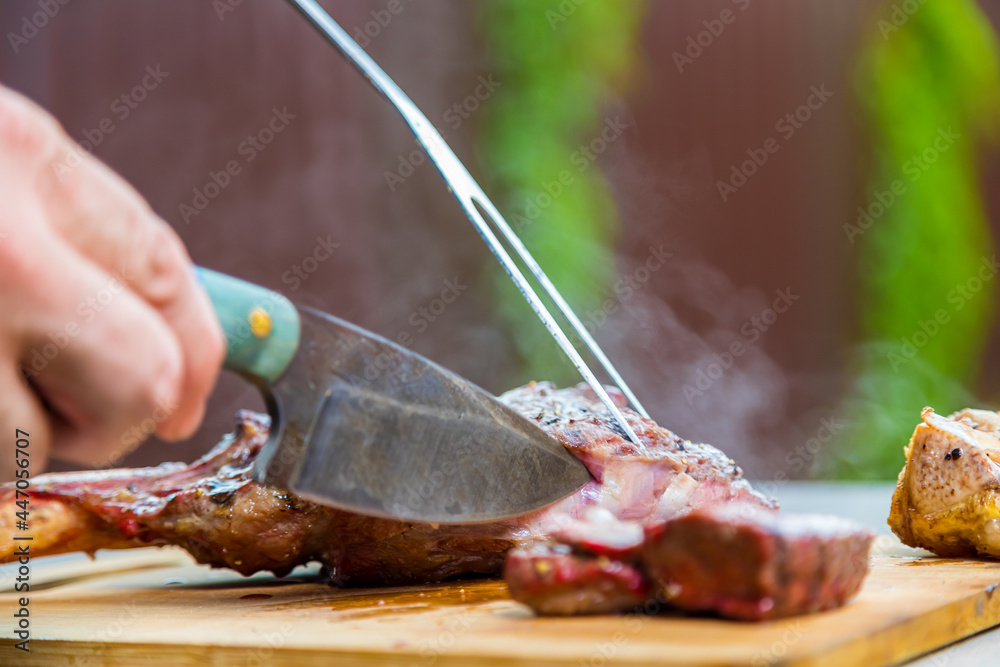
left=504, top=541, right=652, bottom=616
left=505, top=504, right=874, bottom=621
left=889, top=407, right=1000, bottom=558
left=643, top=504, right=874, bottom=620
left=0, top=382, right=773, bottom=586
left=504, top=506, right=652, bottom=615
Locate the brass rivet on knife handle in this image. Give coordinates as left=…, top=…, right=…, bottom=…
left=285, top=0, right=648, bottom=446
left=249, top=307, right=273, bottom=338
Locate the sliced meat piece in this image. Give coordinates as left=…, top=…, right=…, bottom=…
left=503, top=541, right=652, bottom=615
left=506, top=503, right=873, bottom=621
left=505, top=506, right=652, bottom=615
left=644, top=504, right=874, bottom=620
left=889, top=407, right=1000, bottom=558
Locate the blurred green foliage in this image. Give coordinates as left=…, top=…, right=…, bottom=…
left=476, top=0, right=645, bottom=385
left=833, top=0, right=1000, bottom=479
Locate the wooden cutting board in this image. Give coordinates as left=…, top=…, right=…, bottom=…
left=2, top=538, right=1000, bottom=666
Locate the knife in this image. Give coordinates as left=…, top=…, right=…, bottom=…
left=195, top=267, right=592, bottom=524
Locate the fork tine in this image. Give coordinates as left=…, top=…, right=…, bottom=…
left=473, top=196, right=650, bottom=419
left=286, top=0, right=647, bottom=442
left=459, top=199, right=644, bottom=446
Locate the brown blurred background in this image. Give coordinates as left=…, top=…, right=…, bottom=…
left=2, top=1, right=998, bottom=478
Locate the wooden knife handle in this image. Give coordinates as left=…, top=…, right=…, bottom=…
left=194, top=267, right=301, bottom=383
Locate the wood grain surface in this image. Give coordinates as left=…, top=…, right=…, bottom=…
left=2, top=539, right=999, bottom=666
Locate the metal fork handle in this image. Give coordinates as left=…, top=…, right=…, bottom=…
left=287, top=0, right=647, bottom=443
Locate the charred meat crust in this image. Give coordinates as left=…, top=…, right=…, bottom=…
left=0, top=383, right=774, bottom=587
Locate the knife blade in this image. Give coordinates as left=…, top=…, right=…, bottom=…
left=196, top=267, right=592, bottom=523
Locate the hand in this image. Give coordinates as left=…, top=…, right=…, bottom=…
left=0, top=84, right=225, bottom=479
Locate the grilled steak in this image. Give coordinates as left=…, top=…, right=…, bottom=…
left=644, top=504, right=874, bottom=619
left=505, top=504, right=874, bottom=620
left=0, top=382, right=773, bottom=586
left=889, top=407, right=1000, bottom=558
